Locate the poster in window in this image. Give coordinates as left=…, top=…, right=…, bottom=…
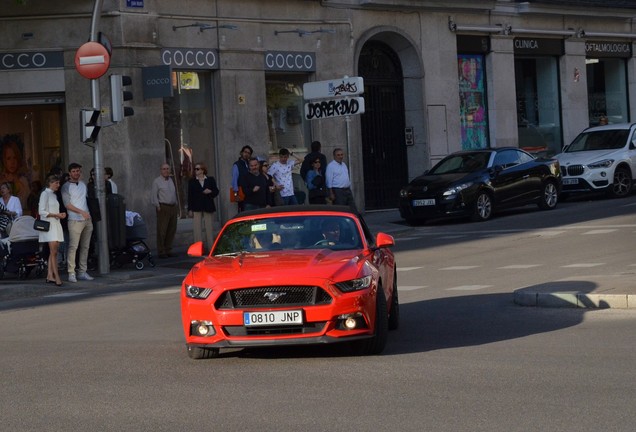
left=458, top=55, right=488, bottom=149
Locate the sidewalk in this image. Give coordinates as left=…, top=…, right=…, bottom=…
left=2, top=209, right=635, bottom=308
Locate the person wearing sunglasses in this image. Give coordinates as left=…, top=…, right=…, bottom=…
left=187, top=163, right=219, bottom=251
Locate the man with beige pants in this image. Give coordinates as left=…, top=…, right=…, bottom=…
left=61, top=162, right=94, bottom=283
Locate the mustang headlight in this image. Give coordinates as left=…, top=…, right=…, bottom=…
left=335, top=275, right=373, bottom=293
left=587, top=159, right=614, bottom=169
left=442, top=182, right=473, bottom=197
left=185, top=285, right=212, bottom=299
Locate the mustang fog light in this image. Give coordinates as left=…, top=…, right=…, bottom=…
left=336, top=313, right=367, bottom=330
left=191, top=320, right=216, bottom=337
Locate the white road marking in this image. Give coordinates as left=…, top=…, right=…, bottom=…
left=582, top=229, right=618, bottom=235
left=44, top=292, right=86, bottom=298
left=399, top=286, right=427, bottom=291
left=147, top=289, right=181, bottom=295
left=498, top=264, right=543, bottom=269
left=447, top=285, right=492, bottom=291
left=397, top=266, right=423, bottom=271
left=561, top=263, right=605, bottom=268
left=440, top=266, right=480, bottom=270
left=532, top=230, right=565, bottom=236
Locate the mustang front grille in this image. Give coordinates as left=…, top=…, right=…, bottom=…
left=215, top=286, right=333, bottom=309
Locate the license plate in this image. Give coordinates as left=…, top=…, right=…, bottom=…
left=412, top=199, right=435, bottom=206
left=563, top=178, right=579, bottom=185
left=244, top=310, right=303, bottom=327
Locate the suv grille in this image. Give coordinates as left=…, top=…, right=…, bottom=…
left=564, top=165, right=584, bottom=176
left=215, top=286, right=332, bottom=309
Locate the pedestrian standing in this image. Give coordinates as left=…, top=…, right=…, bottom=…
left=105, top=166, right=118, bottom=194
left=268, top=148, right=301, bottom=206
left=260, top=160, right=276, bottom=207
left=326, top=148, right=356, bottom=211
left=38, top=174, right=66, bottom=286
left=239, top=157, right=269, bottom=210
left=231, top=145, right=253, bottom=212
left=306, top=158, right=327, bottom=204
left=61, top=162, right=94, bottom=282
left=300, top=140, right=327, bottom=181
left=151, top=163, right=178, bottom=258
left=187, top=162, right=219, bottom=252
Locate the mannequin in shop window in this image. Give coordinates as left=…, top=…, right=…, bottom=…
left=0, top=135, right=29, bottom=211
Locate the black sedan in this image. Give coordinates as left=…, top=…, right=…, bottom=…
left=399, top=148, right=562, bottom=224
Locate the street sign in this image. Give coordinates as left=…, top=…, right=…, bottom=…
left=74, top=41, right=110, bottom=79
left=303, top=76, right=364, bottom=100
left=304, top=96, right=365, bottom=120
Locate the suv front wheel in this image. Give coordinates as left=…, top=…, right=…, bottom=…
left=608, top=167, right=633, bottom=198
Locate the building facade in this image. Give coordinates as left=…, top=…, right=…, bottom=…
left=1, top=0, right=636, bottom=250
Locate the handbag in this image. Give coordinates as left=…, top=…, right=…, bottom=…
left=33, top=218, right=50, bottom=232
left=230, top=187, right=245, bottom=203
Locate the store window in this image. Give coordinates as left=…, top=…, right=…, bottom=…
left=587, top=59, right=628, bottom=126
left=0, top=102, right=64, bottom=215
left=163, top=70, right=216, bottom=218
left=515, top=57, right=562, bottom=156
left=266, top=74, right=311, bottom=153
left=458, top=54, right=489, bottom=149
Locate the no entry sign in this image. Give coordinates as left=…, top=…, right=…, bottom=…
left=74, top=42, right=110, bottom=79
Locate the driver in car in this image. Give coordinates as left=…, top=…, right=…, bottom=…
left=319, top=220, right=341, bottom=246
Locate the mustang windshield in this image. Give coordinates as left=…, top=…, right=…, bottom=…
left=566, top=129, right=629, bottom=152
left=212, top=215, right=362, bottom=255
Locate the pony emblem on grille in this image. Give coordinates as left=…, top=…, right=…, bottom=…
left=264, top=292, right=287, bottom=302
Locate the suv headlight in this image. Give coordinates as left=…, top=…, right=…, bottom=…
left=587, top=159, right=614, bottom=169
left=185, top=285, right=212, bottom=299
left=335, top=275, right=373, bottom=293
left=443, top=182, right=473, bottom=197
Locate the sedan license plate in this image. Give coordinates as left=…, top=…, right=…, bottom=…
left=412, top=199, right=435, bottom=206
left=244, top=310, right=303, bottom=327
left=563, top=178, right=579, bottom=185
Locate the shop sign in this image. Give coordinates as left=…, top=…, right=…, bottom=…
left=586, top=41, right=632, bottom=58
left=514, top=38, right=564, bottom=56
left=0, top=50, right=64, bottom=70
left=142, top=65, right=172, bottom=99
left=161, top=48, right=219, bottom=70
left=126, top=0, right=143, bottom=7
left=304, top=96, right=365, bottom=120
left=265, top=51, right=316, bottom=72
left=303, top=77, right=364, bottom=100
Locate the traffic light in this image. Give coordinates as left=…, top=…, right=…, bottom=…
left=110, top=74, right=134, bottom=122
left=80, top=109, right=101, bottom=143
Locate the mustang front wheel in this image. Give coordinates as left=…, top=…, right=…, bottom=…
left=187, top=345, right=220, bottom=360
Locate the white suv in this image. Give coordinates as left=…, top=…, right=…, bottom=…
left=555, top=123, right=636, bottom=199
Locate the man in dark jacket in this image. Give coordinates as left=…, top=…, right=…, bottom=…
left=239, top=157, right=269, bottom=211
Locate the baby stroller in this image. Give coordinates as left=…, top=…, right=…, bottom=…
left=0, top=216, right=47, bottom=279
left=108, top=205, right=155, bottom=270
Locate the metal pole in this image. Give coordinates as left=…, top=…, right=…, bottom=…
left=90, top=0, right=110, bottom=274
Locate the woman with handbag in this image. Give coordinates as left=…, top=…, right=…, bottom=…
left=38, top=174, right=66, bottom=286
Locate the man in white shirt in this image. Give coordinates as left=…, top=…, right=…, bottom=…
left=268, top=148, right=302, bottom=205
left=61, top=162, right=94, bottom=282
left=325, top=148, right=356, bottom=211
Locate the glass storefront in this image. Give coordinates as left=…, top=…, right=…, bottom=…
left=0, top=102, right=64, bottom=215
left=163, top=70, right=216, bottom=218
left=265, top=73, right=312, bottom=154
left=585, top=41, right=631, bottom=126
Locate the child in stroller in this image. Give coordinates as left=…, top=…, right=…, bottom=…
left=0, top=215, right=46, bottom=279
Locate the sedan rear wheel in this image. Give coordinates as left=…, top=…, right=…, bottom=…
left=538, top=181, right=558, bottom=210
left=609, top=167, right=633, bottom=198
left=471, top=191, right=493, bottom=221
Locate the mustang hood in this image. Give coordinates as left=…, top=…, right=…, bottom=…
left=185, top=249, right=366, bottom=288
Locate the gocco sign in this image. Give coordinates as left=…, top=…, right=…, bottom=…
left=0, top=51, right=64, bottom=70
left=161, top=48, right=219, bottom=70
left=265, top=51, right=316, bottom=72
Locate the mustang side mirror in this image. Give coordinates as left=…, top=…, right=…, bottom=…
left=375, top=232, right=395, bottom=248
left=187, top=241, right=204, bottom=257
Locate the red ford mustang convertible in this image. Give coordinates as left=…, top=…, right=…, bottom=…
left=181, top=205, right=398, bottom=359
